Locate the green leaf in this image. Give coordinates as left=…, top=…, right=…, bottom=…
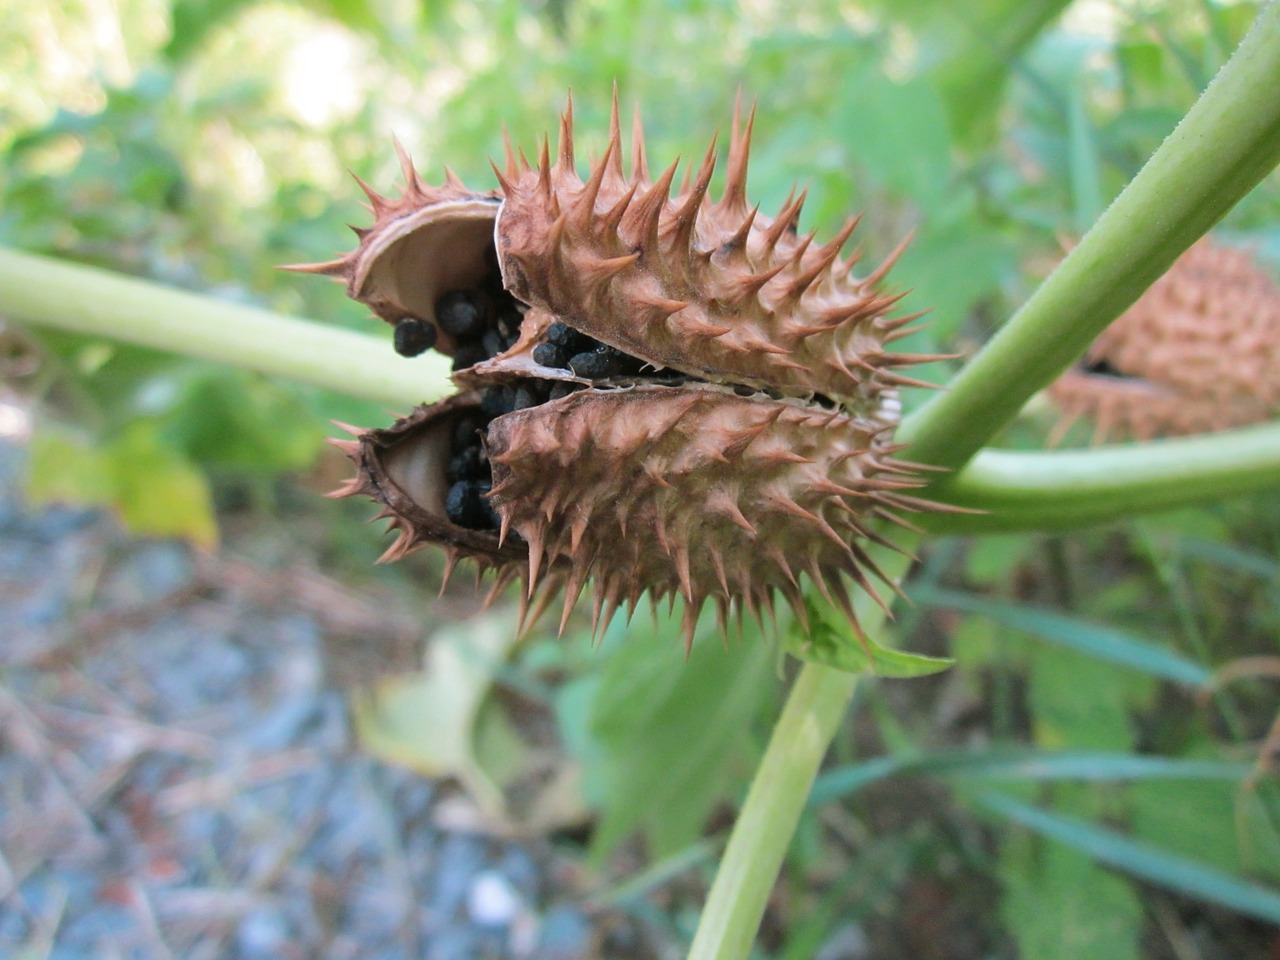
left=26, top=422, right=218, bottom=549
left=833, top=65, right=952, bottom=208
left=1027, top=644, right=1144, bottom=750
left=895, top=197, right=1019, bottom=341
left=784, top=593, right=953, bottom=678
left=1001, top=830, right=1142, bottom=960
left=109, top=424, right=219, bottom=549
left=911, top=587, right=1213, bottom=686
left=585, top=606, right=777, bottom=861
left=868, top=0, right=1074, bottom=147
left=1067, top=84, right=1104, bottom=234
left=979, top=791, right=1280, bottom=925
left=1130, top=776, right=1280, bottom=882
left=161, top=371, right=321, bottom=474
left=353, top=615, right=518, bottom=818
left=25, top=427, right=116, bottom=509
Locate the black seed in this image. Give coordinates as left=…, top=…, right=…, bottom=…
left=734, top=384, right=756, bottom=396
left=482, top=328, right=506, bottom=358
left=512, top=384, right=544, bottom=410
left=480, top=498, right=502, bottom=530
left=533, top=343, right=567, bottom=368
left=452, top=414, right=484, bottom=449
left=481, top=386, right=515, bottom=418
left=445, top=480, right=493, bottom=529
left=393, top=318, right=437, bottom=357
left=452, top=342, right=488, bottom=371
left=568, top=348, right=613, bottom=379
left=546, top=322, right=577, bottom=347
left=436, top=290, right=490, bottom=339
left=548, top=381, right=581, bottom=401
left=446, top=445, right=486, bottom=483
left=1084, top=358, right=1127, bottom=379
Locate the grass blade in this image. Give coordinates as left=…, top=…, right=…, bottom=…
left=977, top=792, right=1280, bottom=925
left=912, top=586, right=1213, bottom=686
left=812, top=748, right=1250, bottom=806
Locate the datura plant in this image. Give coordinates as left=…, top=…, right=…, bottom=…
left=294, top=93, right=945, bottom=645
left=1049, top=239, right=1280, bottom=444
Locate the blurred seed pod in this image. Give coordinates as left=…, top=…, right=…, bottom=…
left=1048, top=240, right=1280, bottom=444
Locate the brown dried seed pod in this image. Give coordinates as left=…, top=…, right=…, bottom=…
left=302, top=92, right=943, bottom=647
left=1048, top=239, right=1280, bottom=444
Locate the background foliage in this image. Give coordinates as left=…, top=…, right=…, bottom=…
left=3, top=0, right=1279, bottom=956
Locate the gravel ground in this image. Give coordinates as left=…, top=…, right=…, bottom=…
left=0, top=437, right=651, bottom=960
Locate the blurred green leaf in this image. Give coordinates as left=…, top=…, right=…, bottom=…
left=160, top=371, right=322, bottom=474
left=109, top=422, right=219, bottom=548
left=1066, top=85, right=1103, bottom=233
left=867, top=0, right=1073, bottom=147
left=353, top=614, right=517, bottom=817
left=27, top=421, right=218, bottom=548
left=832, top=65, right=952, bottom=208
left=785, top=593, right=952, bottom=678
left=1001, top=835, right=1141, bottom=960
left=1130, top=776, right=1280, bottom=882
left=912, top=587, right=1214, bottom=686
left=25, top=427, right=115, bottom=508
left=896, top=197, right=1019, bottom=341
left=1027, top=643, right=1144, bottom=750
left=812, top=748, right=1252, bottom=807
left=586, top=607, right=777, bottom=861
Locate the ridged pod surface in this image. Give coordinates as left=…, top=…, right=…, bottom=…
left=298, top=92, right=941, bottom=647
left=1049, top=240, right=1280, bottom=444
left=493, top=101, right=926, bottom=414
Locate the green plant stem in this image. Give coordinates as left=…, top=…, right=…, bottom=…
left=0, top=247, right=453, bottom=408
left=687, top=667, right=860, bottom=960
left=926, top=420, right=1280, bottom=533
left=6, top=248, right=1279, bottom=531
left=899, top=0, right=1280, bottom=471
left=686, top=545, right=913, bottom=960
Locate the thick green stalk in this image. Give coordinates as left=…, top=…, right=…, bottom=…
left=0, top=248, right=452, bottom=408
left=899, top=0, right=1280, bottom=471
left=925, top=421, right=1280, bottom=534
left=4, top=246, right=1277, bottom=532
left=686, top=546, right=913, bottom=960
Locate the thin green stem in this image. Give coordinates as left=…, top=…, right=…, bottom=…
left=688, top=667, right=859, bottom=960
left=899, top=0, right=1280, bottom=471
left=686, top=544, right=913, bottom=960
left=924, top=421, right=1280, bottom=533
left=0, top=247, right=453, bottom=409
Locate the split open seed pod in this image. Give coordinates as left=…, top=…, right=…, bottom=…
left=297, top=93, right=945, bottom=646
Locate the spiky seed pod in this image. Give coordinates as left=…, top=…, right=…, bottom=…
left=1048, top=240, right=1280, bottom=444
left=302, top=92, right=941, bottom=647
left=494, top=101, right=925, bottom=414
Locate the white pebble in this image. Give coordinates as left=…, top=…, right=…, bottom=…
left=467, top=870, right=523, bottom=927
